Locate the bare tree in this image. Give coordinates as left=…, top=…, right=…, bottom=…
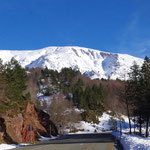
left=48, top=94, right=81, bottom=133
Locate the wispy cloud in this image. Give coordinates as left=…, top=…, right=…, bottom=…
left=117, top=12, right=150, bottom=58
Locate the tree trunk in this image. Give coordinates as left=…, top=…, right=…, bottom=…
left=139, top=114, right=142, bottom=136
left=126, top=98, right=132, bottom=134
left=134, top=116, right=136, bottom=134
left=120, top=120, right=122, bottom=136
left=49, top=125, right=51, bottom=137
left=145, top=116, right=149, bottom=137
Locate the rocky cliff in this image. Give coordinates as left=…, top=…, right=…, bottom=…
left=0, top=102, right=58, bottom=143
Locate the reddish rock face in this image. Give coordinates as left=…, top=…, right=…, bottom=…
left=0, top=117, right=5, bottom=141
left=22, top=127, right=36, bottom=143
left=4, top=114, right=23, bottom=143
left=26, top=102, right=37, bottom=115
left=22, top=102, right=46, bottom=142
left=1, top=102, right=58, bottom=143
left=0, top=132, right=4, bottom=141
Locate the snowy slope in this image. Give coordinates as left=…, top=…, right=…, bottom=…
left=0, top=46, right=143, bottom=80
left=72, top=112, right=150, bottom=150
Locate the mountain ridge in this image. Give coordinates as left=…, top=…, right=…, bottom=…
left=0, top=46, right=143, bottom=80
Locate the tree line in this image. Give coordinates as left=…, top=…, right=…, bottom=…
left=125, top=56, right=150, bottom=137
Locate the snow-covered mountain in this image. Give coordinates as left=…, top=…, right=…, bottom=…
left=0, top=46, right=143, bottom=80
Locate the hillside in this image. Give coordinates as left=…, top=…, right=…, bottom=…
left=0, top=46, right=143, bottom=80
left=0, top=53, right=149, bottom=150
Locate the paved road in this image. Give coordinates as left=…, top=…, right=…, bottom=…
left=13, top=133, right=118, bottom=150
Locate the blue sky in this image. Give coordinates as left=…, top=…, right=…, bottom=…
left=0, top=0, right=150, bottom=58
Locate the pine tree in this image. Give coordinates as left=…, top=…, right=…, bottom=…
left=0, top=58, right=4, bottom=73
left=0, top=58, right=6, bottom=99
left=126, top=61, right=142, bottom=135
left=126, top=58, right=150, bottom=137
left=140, top=56, right=150, bottom=137
left=3, top=58, right=27, bottom=104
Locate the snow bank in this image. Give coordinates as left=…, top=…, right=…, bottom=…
left=112, top=131, right=150, bottom=150
left=0, top=136, right=59, bottom=150
left=111, top=115, right=150, bottom=150
left=0, top=144, right=16, bottom=150
left=0, top=143, right=29, bottom=150
left=38, top=135, right=59, bottom=141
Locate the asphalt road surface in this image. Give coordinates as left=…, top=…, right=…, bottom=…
left=13, top=133, right=119, bottom=150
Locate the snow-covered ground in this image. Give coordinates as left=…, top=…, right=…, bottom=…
left=0, top=136, right=59, bottom=150
left=0, top=143, right=29, bottom=150
left=38, top=135, right=59, bottom=142
left=70, top=112, right=150, bottom=150
left=112, top=131, right=150, bottom=150
left=71, top=112, right=112, bottom=134
left=109, top=115, right=150, bottom=150
left=0, top=144, right=17, bottom=150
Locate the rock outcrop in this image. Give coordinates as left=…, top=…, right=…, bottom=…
left=1, top=102, right=58, bottom=143
left=22, top=102, right=46, bottom=142
left=0, top=117, right=5, bottom=142
left=38, top=110, right=58, bottom=137
left=4, top=114, right=23, bottom=143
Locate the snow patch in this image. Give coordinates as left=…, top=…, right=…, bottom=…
left=0, top=143, right=29, bottom=150
left=72, top=112, right=112, bottom=134
left=38, top=135, right=59, bottom=141
left=112, top=131, right=150, bottom=150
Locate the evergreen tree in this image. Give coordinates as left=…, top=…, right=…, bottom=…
left=126, top=58, right=150, bottom=137
left=0, top=58, right=4, bottom=73
left=0, top=58, right=6, bottom=100
left=3, top=58, right=27, bottom=104
left=126, top=62, right=143, bottom=135
left=140, top=56, right=150, bottom=137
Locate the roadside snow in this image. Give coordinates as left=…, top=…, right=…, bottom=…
left=0, top=144, right=16, bottom=150
left=111, top=114, right=150, bottom=150
left=112, top=131, right=150, bottom=150
left=38, top=135, right=59, bottom=141
left=0, top=143, right=29, bottom=150
left=72, top=112, right=150, bottom=150
left=0, top=136, right=59, bottom=150
left=72, top=112, right=112, bottom=134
